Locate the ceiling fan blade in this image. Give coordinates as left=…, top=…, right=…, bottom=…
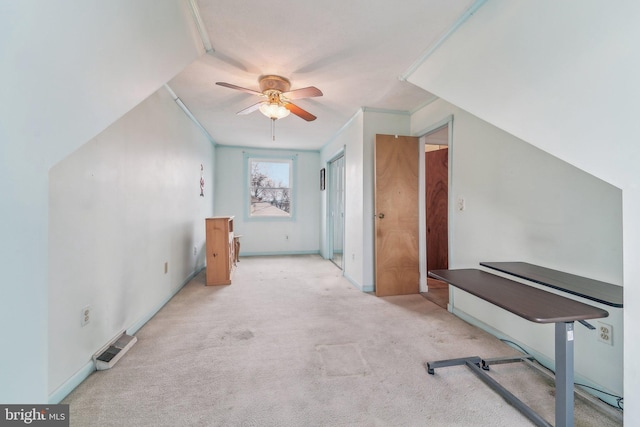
left=285, top=103, right=317, bottom=121
left=216, top=82, right=263, bottom=96
left=282, top=86, right=323, bottom=100
left=237, top=101, right=264, bottom=115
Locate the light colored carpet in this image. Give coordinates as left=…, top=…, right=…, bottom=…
left=63, top=255, right=622, bottom=426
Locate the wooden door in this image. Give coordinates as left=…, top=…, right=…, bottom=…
left=374, top=134, right=420, bottom=296
left=425, top=148, right=448, bottom=270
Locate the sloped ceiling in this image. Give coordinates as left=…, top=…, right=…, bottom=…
left=168, top=0, right=477, bottom=150
left=407, top=0, right=640, bottom=189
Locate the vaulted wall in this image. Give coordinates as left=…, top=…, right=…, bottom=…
left=407, top=1, right=639, bottom=420
left=0, top=0, right=202, bottom=403
left=412, top=98, right=623, bottom=403
left=48, top=87, right=214, bottom=400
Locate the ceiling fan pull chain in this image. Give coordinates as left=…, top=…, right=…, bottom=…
left=271, top=117, right=276, bottom=141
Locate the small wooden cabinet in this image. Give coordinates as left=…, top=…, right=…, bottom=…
left=205, top=216, right=235, bottom=286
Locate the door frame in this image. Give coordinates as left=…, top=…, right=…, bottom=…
left=418, top=116, right=454, bottom=305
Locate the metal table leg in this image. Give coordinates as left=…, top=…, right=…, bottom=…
left=427, top=322, right=578, bottom=427
left=426, top=356, right=482, bottom=374
left=426, top=355, right=552, bottom=427
left=465, top=361, right=552, bottom=427
left=555, top=321, right=575, bottom=427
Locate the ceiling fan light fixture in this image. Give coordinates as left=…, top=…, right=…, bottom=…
left=216, top=75, right=321, bottom=122
left=259, top=102, right=290, bottom=120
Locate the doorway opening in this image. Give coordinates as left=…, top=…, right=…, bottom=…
left=420, top=122, right=451, bottom=309
left=328, top=153, right=345, bottom=269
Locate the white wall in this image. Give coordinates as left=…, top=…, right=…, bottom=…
left=48, top=87, right=214, bottom=398
left=214, top=145, right=320, bottom=255
left=0, top=0, right=201, bottom=403
left=406, top=1, right=639, bottom=418
left=321, top=111, right=365, bottom=287
left=412, top=98, right=623, bottom=400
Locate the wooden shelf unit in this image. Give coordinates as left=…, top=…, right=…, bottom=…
left=205, top=216, right=235, bottom=286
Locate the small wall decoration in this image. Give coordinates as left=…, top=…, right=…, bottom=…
left=200, top=164, right=205, bottom=197
left=320, top=168, right=326, bottom=191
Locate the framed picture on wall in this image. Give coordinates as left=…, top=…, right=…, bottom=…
left=320, top=168, right=326, bottom=191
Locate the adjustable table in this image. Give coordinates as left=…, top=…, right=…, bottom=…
left=426, top=269, right=609, bottom=427
left=480, top=261, right=623, bottom=308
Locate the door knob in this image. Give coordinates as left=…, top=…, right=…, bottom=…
left=378, top=213, right=385, bottom=219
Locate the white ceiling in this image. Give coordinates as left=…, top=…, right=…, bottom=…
left=169, top=0, right=477, bottom=150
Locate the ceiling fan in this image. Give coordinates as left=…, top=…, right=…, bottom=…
left=216, top=75, right=323, bottom=122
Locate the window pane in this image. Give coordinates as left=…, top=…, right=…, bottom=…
left=249, top=159, right=292, bottom=217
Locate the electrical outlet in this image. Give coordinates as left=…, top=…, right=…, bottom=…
left=81, top=306, right=92, bottom=327
left=193, top=246, right=197, bottom=256
left=597, top=322, right=613, bottom=345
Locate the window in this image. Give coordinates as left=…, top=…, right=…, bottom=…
left=247, top=157, right=294, bottom=218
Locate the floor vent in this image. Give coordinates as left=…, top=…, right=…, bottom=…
left=93, top=333, right=137, bottom=370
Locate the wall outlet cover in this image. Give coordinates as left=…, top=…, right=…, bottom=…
left=81, top=305, right=92, bottom=327
left=597, top=321, right=613, bottom=346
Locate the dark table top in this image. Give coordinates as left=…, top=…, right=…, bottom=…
left=428, top=269, right=609, bottom=323
left=480, top=261, right=623, bottom=308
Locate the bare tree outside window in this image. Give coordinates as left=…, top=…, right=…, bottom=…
left=249, top=159, right=292, bottom=217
